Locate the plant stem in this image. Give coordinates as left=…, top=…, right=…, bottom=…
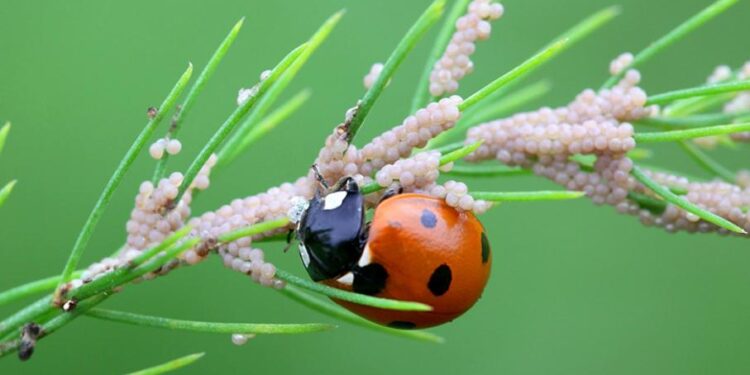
left=627, top=191, right=666, bottom=214
left=55, top=64, right=193, bottom=300
left=459, top=39, right=568, bottom=112
left=677, top=141, right=735, bottom=182
left=646, top=80, right=750, bottom=106
left=86, top=308, right=335, bottom=334
left=471, top=190, right=585, bottom=201
left=171, top=44, right=307, bottom=207
left=602, top=0, right=739, bottom=88
left=279, top=286, right=444, bottom=344
left=218, top=11, right=343, bottom=167
left=126, top=353, right=205, bottom=375
left=411, top=0, right=471, bottom=112
left=153, top=18, right=245, bottom=182
left=631, top=165, right=745, bottom=234
left=347, top=0, right=446, bottom=143
left=274, top=269, right=432, bottom=312
left=0, top=296, right=53, bottom=339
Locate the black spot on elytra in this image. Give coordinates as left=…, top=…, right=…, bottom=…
left=427, top=264, right=452, bottom=296
left=481, top=232, right=490, bottom=264
left=420, top=209, right=437, bottom=228
left=388, top=321, right=417, bottom=329
left=352, top=263, right=388, bottom=295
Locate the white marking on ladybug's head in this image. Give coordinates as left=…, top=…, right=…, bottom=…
left=336, top=272, right=354, bottom=286
left=323, top=191, right=348, bottom=210
left=287, top=196, right=309, bottom=224
left=298, top=243, right=311, bottom=267
left=357, top=244, right=372, bottom=267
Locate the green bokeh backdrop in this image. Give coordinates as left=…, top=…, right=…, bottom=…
left=2, top=0, right=750, bottom=373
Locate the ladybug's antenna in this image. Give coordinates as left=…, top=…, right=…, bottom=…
left=311, top=164, right=329, bottom=190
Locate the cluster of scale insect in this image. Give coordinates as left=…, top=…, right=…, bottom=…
left=429, top=0, right=504, bottom=96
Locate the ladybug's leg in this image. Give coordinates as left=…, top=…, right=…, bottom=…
left=310, top=164, right=329, bottom=190
left=378, top=184, right=403, bottom=203
left=282, top=229, right=295, bottom=253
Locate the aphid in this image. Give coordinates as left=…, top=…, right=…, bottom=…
left=18, top=323, right=41, bottom=361
left=296, top=177, right=492, bottom=329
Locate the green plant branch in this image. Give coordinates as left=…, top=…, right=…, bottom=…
left=0, top=272, right=82, bottom=308
left=411, top=0, right=471, bottom=112
left=274, top=269, right=432, bottom=312
left=86, top=308, right=335, bottom=334
left=459, top=39, right=567, bottom=112
left=631, top=165, right=745, bottom=234
left=646, top=80, right=750, bottom=106
left=279, top=285, right=444, bottom=343
left=347, top=0, right=446, bottom=142
left=677, top=141, right=735, bottom=182
left=153, top=18, right=245, bottom=182
left=171, top=43, right=307, bottom=207
left=221, top=89, right=311, bottom=165
left=429, top=80, right=551, bottom=149
left=218, top=11, right=343, bottom=167
left=126, top=352, right=205, bottom=375
left=602, top=0, right=738, bottom=88
left=54, top=64, right=194, bottom=301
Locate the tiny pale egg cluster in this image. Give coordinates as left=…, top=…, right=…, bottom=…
left=429, top=0, right=503, bottom=97
left=148, top=138, right=182, bottom=160
left=363, top=63, right=384, bottom=90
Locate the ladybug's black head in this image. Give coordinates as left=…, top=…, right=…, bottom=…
left=296, top=177, right=367, bottom=281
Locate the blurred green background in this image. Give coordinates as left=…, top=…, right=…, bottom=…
left=1, top=0, right=750, bottom=373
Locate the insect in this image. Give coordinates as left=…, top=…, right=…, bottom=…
left=296, top=175, right=492, bottom=329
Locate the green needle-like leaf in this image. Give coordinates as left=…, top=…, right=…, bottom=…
left=153, top=18, right=245, bottom=182
left=126, top=353, right=205, bottom=375
left=279, top=286, right=444, bottom=344
left=347, top=0, right=446, bottom=142
left=361, top=142, right=481, bottom=195
left=471, top=190, right=585, bottom=202
left=631, top=165, right=745, bottom=234
left=225, top=89, right=311, bottom=162
left=677, top=141, right=735, bottom=182
left=55, top=63, right=193, bottom=298
left=0, top=271, right=82, bottom=307
left=274, top=269, right=432, bottom=312
left=634, top=122, right=750, bottom=142
left=603, top=0, right=739, bottom=88
left=86, top=308, right=335, bottom=334
left=411, top=0, right=471, bottom=112
left=445, top=164, right=531, bottom=177
left=647, top=80, right=750, bottom=106
left=460, top=39, right=567, bottom=112
left=429, top=81, right=551, bottom=149
left=218, top=11, right=343, bottom=167
left=0, top=122, right=10, bottom=156
left=0, top=180, right=16, bottom=208
left=218, top=217, right=290, bottom=243
left=638, top=111, right=750, bottom=128
left=173, top=43, right=307, bottom=206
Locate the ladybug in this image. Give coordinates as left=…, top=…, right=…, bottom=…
left=296, top=176, right=492, bottom=329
